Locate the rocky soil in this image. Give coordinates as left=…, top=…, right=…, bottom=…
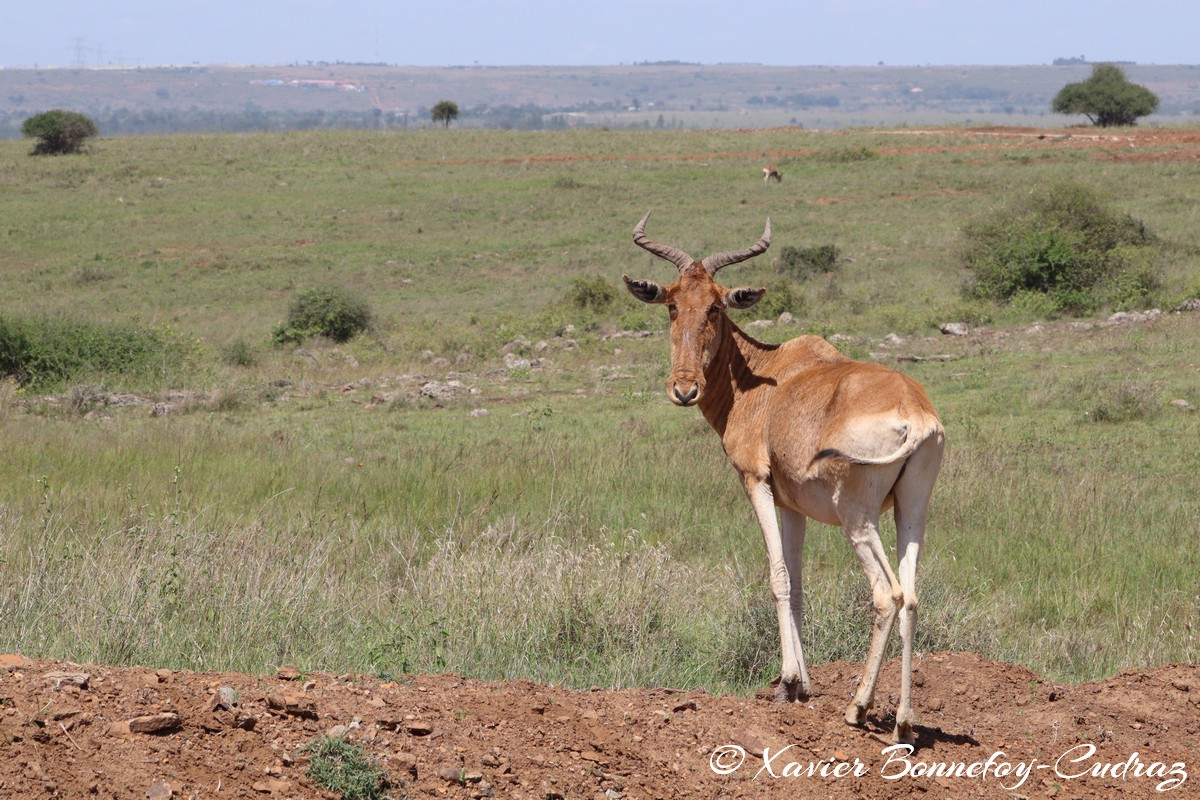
left=2, top=652, right=1197, bottom=799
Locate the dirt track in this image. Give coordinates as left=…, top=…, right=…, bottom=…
left=3, top=652, right=1196, bottom=799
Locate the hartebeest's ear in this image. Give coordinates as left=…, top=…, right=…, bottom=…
left=725, top=286, right=767, bottom=310
left=623, top=275, right=667, bottom=304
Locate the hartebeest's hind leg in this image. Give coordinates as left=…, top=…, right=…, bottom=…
left=890, top=434, right=943, bottom=744
left=835, top=464, right=906, bottom=732
left=746, top=479, right=811, bottom=701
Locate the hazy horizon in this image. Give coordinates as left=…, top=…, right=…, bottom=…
left=5, top=1, right=1196, bottom=70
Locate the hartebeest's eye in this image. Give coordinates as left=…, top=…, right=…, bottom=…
left=667, top=302, right=678, bottom=317
left=707, top=304, right=721, bottom=317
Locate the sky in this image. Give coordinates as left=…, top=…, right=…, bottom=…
left=3, top=0, right=1196, bottom=69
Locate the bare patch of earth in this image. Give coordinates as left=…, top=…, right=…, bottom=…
left=2, top=652, right=1196, bottom=799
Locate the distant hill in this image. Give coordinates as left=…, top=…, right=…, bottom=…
left=2, top=62, right=1198, bottom=136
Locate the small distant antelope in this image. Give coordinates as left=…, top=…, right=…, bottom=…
left=763, top=165, right=782, bottom=183
left=624, top=211, right=944, bottom=745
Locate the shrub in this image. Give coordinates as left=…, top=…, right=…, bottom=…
left=776, top=244, right=841, bottom=280
left=745, top=280, right=807, bottom=320
left=273, top=286, right=373, bottom=345
left=219, top=338, right=259, bottom=367
left=818, top=145, right=879, bottom=163
left=21, top=109, right=98, bottom=155
left=0, top=314, right=186, bottom=389
left=961, top=182, right=1159, bottom=316
left=300, top=737, right=391, bottom=800
left=567, top=275, right=616, bottom=312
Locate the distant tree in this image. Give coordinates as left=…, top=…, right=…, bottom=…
left=431, top=100, right=459, bottom=128
left=21, top=109, right=98, bottom=154
left=1052, top=64, right=1159, bottom=127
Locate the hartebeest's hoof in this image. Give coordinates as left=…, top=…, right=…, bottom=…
left=844, top=701, right=870, bottom=727
left=893, top=720, right=915, bottom=746
left=772, top=677, right=811, bottom=703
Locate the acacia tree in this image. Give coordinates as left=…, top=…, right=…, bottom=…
left=21, top=109, right=99, bottom=154
left=1052, top=64, right=1159, bottom=127
left=430, top=100, right=460, bottom=129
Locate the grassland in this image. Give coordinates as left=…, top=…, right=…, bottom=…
left=1, top=126, right=1198, bottom=691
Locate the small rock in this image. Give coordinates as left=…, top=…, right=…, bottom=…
left=42, top=670, right=90, bottom=690
left=1106, top=309, right=1162, bottom=326
left=672, top=699, right=699, bottom=713
left=109, top=713, right=182, bottom=737
left=420, top=380, right=469, bottom=401
left=500, top=337, right=532, bottom=356
left=155, top=669, right=173, bottom=683
left=777, top=312, right=795, bottom=325
left=503, top=353, right=532, bottom=370
left=0, top=653, right=34, bottom=671
left=731, top=728, right=770, bottom=758
left=406, top=720, right=433, bottom=736
left=215, top=687, right=240, bottom=710
left=939, top=322, right=969, bottom=336
left=266, top=690, right=317, bottom=718
left=251, top=778, right=292, bottom=794
left=468, top=408, right=489, bottom=418
left=146, top=780, right=173, bottom=800
left=1170, top=399, right=1193, bottom=410
left=150, top=403, right=173, bottom=417
left=394, top=751, right=418, bottom=778
left=439, top=766, right=465, bottom=783
left=277, top=665, right=301, bottom=681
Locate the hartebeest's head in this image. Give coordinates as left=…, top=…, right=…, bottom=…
left=623, top=210, right=770, bottom=407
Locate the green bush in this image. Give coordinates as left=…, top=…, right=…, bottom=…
left=818, top=145, right=880, bottom=163
left=775, top=244, right=841, bottom=280
left=567, top=275, right=616, bottom=312
left=21, top=109, right=98, bottom=155
left=744, top=280, right=807, bottom=320
left=273, top=286, right=373, bottom=345
left=219, top=338, right=259, bottom=367
left=961, top=182, right=1159, bottom=316
left=301, top=737, right=391, bottom=800
left=0, top=314, right=186, bottom=389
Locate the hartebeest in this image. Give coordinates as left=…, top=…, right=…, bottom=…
left=623, top=211, right=944, bottom=745
left=763, top=165, right=783, bottom=183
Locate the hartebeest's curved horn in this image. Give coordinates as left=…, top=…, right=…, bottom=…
left=700, top=218, right=771, bottom=275
left=632, top=210, right=696, bottom=272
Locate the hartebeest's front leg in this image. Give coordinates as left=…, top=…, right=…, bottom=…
left=779, top=506, right=812, bottom=700
left=746, top=478, right=810, bottom=701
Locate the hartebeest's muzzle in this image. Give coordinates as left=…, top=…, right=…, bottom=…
left=670, top=381, right=700, bottom=406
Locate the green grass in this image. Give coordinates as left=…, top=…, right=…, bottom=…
left=0, top=128, right=1198, bottom=688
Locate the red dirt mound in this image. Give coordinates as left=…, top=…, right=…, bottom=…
left=2, top=652, right=1196, bottom=799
